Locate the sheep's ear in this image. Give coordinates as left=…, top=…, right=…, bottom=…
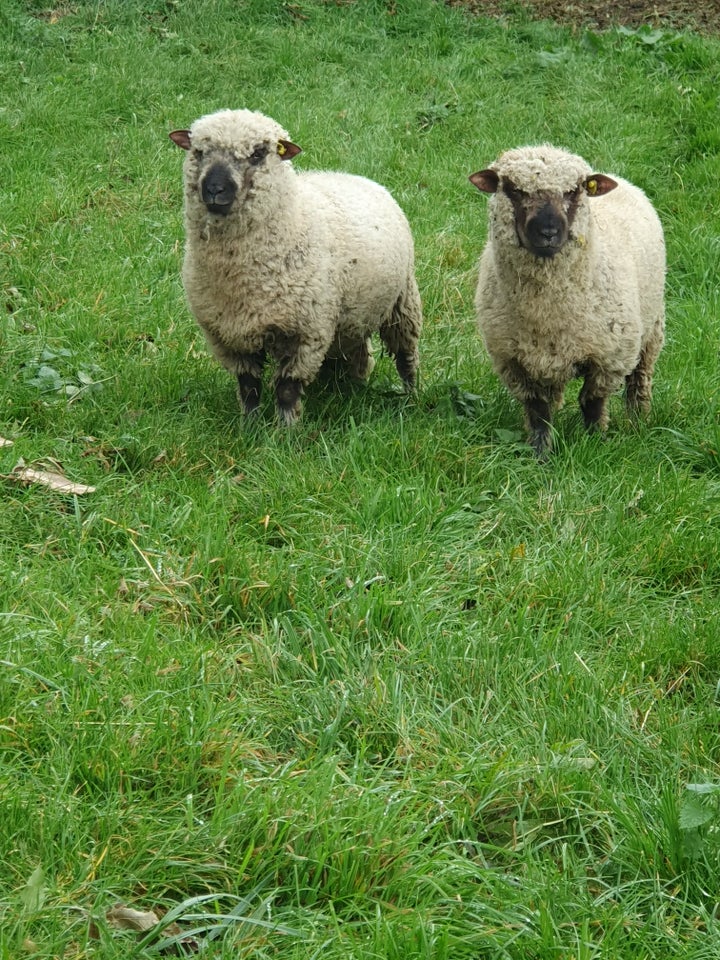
left=469, top=169, right=499, bottom=193
left=584, top=174, right=617, bottom=197
left=277, top=139, right=302, bottom=160
left=169, top=130, right=192, bottom=150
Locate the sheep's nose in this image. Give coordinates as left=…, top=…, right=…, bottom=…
left=533, top=205, right=562, bottom=237
left=527, top=204, right=566, bottom=257
left=201, top=163, right=237, bottom=214
left=539, top=223, right=559, bottom=239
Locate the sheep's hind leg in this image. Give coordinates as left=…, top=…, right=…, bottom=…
left=380, top=280, right=422, bottom=391
left=236, top=350, right=266, bottom=415
left=394, top=348, right=419, bottom=391
left=625, top=346, right=655, bottom=415
left=346, top=338, right=375, bottom=381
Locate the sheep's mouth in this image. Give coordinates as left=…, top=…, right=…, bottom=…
left=530, top=242, right=562, bottom=259
left=204, top=201, right=233, bottom=216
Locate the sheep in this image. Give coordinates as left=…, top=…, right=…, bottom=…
left=169, top=109, right=422, bottom=424
left=469, top=144, right=665, bottom=457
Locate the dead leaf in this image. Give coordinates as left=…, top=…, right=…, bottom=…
left=156, top=660, right=182, bottom=676
left=105, top=903, right=160, bottom=933
left=9, top=464, right=96, bottom=495
left=105, top=904, right=199, bottom=955
left=106, top=904, right=160, bottom=932
left=0, top=437, right=13, bottom=447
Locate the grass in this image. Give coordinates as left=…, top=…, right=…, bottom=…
left=2, top=0, right=720, bottom=956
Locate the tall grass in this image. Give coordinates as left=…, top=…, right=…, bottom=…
left=2, top=0, right=720, bottom=956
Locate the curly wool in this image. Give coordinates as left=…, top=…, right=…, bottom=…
left=175, top=109, right=422, bottom=422
left=473, top=144, right=665, bottom=454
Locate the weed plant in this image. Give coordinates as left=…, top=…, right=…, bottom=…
left=1, top=0, right=720, bottom=956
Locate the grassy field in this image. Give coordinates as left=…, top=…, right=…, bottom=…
left=2, top=0, right=720, bottom=956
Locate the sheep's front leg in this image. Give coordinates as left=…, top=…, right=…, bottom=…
left=502, top=359, right=558, bottom=458
left=236, top=350, right=266, bottom=415
left=524, top=396, right=554, bottom=458
left=578, top=364, right=622, bottom=433
left=275, top=376, right=304, bottom=425
left=274, top=339, right=329, bottom=425
left=578, top=388, right=608, bottom=433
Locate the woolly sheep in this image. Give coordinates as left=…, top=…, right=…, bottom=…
left=469, top=144, right=665, bottom=457
left=169, top=109, right=422, bottom=424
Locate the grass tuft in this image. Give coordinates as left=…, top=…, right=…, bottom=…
left=2, top=0, right=720, bottom=956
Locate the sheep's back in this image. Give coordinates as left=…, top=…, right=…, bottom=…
left=589, top=177, right=665, bottom=329
left=298, top=171, right=415, bottom=335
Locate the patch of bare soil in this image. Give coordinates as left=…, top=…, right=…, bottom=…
left=446, top=0, right=720, bottom=34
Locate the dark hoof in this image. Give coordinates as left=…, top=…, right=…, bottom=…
left=276, top=377, right=303, bottom=425
left=237, top=373, right=262, bottom=415
left=395, top=350, right=418, bottom=391
left=529, top=429, right=552, bottom=459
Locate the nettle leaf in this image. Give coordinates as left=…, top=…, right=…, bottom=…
left=638, top=28, right=666, bottom=45
left=40, top=347, right=73, bottom=361
left=22, top=356, right=105, bottom=397
left=20, top=865, right=46, bottom=913
left=76, top=368, right=104, bottom=392
left=685, top=782, right=720, bottom=795
left=25, top=364, right=63, bottom=390
left=495, top=428, right=524, bottom=444
left=679, top=795, right=714, bottom=831
left=416, top=100, right=457, bottom=130
left=450, top=385, right=484, bottom=418
left=536, top=49, right=569, bottom=66
left=681, top=827, right=706, bottom=861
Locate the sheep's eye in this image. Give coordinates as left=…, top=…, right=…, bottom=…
left=192, top=148, right=204, bottom=162
left=249, top=145, right=269, bottom=166
left=503, top=183, right=527, bottom=202
left=564, top=187, right=581, bottom=203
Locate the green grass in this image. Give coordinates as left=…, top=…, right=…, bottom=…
left=2, top=0, right=720, bottom=956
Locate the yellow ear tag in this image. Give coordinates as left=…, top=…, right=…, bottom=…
left=586, top=178, right=598, bottom=196
left=277, top=141, right=287, bottom=156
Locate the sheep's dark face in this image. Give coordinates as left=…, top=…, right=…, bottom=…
left=170, top=116, right=301, bottom=221
left=504, top=180, right=583, bottom=259
left=469, top=154, right=619, bottom=262
left=189, top=141, right=297, bottom=218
